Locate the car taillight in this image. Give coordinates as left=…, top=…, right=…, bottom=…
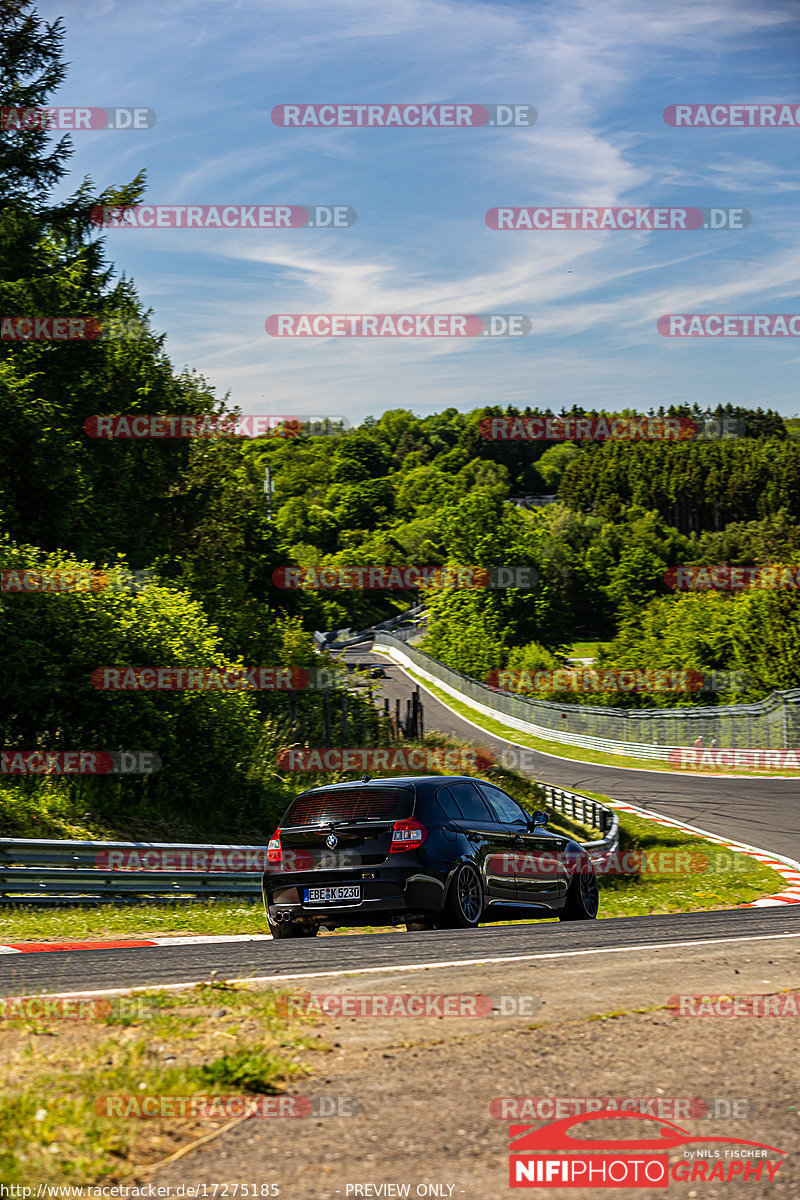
left=267, top=831, right=282, bottom=865
left=389, top=818, right=428, bottom=853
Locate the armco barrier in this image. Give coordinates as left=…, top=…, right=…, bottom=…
left=0, top=783, right=617, bottom=903
left=315, top=603, right=427, bottom=650
left=372, top=633, right=800, bottom=758
left=0, top=838, right=265, bottom=905
left=542, top=785, right=619, bottom=864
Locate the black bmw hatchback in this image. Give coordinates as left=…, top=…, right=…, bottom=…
left=262, top=774, right=599, bottom=937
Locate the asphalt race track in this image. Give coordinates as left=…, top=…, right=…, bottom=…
left=0, top=907, right=799, bottom=998
left=1, top=644, right=797, bottom=1002
left=348, top=645, right=800, bottom=862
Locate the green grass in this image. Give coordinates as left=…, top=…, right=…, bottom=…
left=592, top=803, right=783, bottom=916
left=567, top=639, right=610, bottom=659
left=0, top=901, right=270, bottom=943
left=0, top=777, right=277, bottom=843
left=0, top=732, right=597, bottom=943
left=0, top=799, right=785, bottom=942
left=390, top=661, right=800, bottom=777
left=0, top=982, right=321, bottom=1185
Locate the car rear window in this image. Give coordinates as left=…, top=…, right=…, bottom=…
left=280, top=786, right=413, bottom=827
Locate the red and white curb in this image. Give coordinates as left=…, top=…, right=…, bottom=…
left=0, top=933, right=274, bottom=955
left=1, top=808, right=797, bottom=956
left=607, top=798, right=800, bottom=907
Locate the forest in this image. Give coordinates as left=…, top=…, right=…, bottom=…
left=2, top=4, right=799, bottom=837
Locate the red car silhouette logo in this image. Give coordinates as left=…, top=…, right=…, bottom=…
left=511, top=1110, right=785, bottom=1154
left=509, top=1111, right=785, bottom=1189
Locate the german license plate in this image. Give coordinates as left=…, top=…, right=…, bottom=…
left=304, top=885, right=361, bottom=903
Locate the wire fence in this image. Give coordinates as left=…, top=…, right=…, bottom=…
left=373, top=634, right=800, bottom=756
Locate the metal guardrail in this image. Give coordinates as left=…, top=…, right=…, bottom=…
left=542, top=784, right=619, bottom=861
left=0, top=838, right=265, bottom=905
left=0, top=783, right=617, bottom=904
left=373, top=633, right=800, bottom=758
left=315, top=604, right=427, bottom=650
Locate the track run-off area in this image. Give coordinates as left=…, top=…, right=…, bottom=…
left=1, top=644, right=799, bottom=1000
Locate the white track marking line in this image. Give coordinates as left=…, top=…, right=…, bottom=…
left=6, top=929, right=800, bottom=1001
left=383, top=651, right=800, bottom=902
left=378, top=650, right=800, bottom=781
left=602, top=795, right=800, bottom=905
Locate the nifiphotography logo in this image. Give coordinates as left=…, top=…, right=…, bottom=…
left=508, top=1111, right=786, bottom=1188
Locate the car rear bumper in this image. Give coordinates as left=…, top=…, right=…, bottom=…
left=262, top=861, right=447, bottom=926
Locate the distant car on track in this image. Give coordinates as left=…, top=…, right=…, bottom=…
left=262, top=774, right=599, bottom=937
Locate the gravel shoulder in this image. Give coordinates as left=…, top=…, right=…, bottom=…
left=149, top=934, right=800, bottom=1200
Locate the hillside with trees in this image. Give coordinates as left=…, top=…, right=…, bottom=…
left=2, top=4, right=800, bottom=841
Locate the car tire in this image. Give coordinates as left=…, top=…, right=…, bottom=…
left=559, top=859, right=599, bottom=920
left=441, top=863, right=484, bottom=929
left=268, top=918, right=318, bottom=938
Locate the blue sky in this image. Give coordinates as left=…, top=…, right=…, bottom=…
left=39, top=0, right=800, bottom=421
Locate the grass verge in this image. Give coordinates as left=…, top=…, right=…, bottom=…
left=0, top=800, right=785, bottom=942
left=0, top=981, right=324, bottom=1185
left=593, top=802, right=784, bottom=916
left=393, top=662, right=800, bottom=777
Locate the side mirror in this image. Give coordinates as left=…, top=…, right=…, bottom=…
left=531, top=810, right=549, bottom=828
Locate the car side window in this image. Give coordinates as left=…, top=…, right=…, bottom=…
left=447, top=782, right=493, bottom=822
left=435, top=786, right=463, bottom=820
left=477, top=783, right=529, bottom=827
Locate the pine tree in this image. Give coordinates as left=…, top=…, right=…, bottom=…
left=0, top=2, right=215, bottom=563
